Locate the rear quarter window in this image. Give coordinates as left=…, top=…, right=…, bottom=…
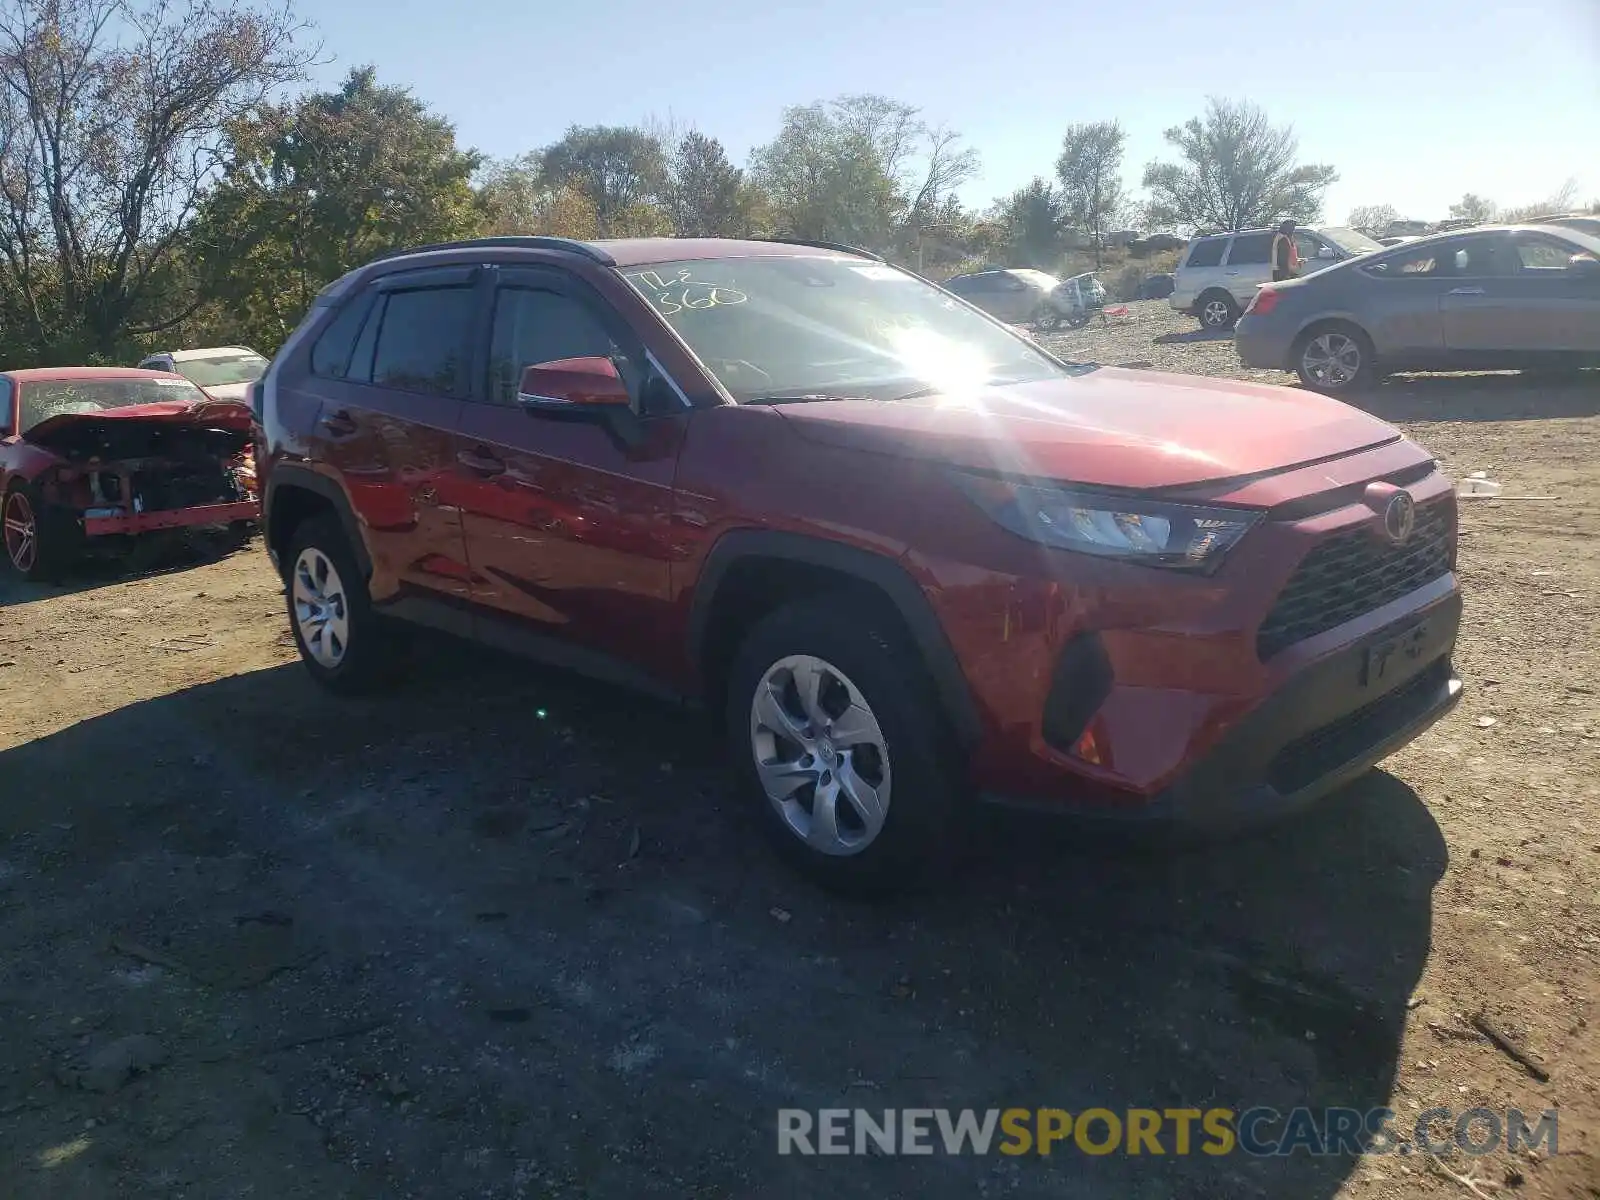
left=1183, top=239, right=1226, bottom=268
left=310, top=292, right=376, bottom=379
left=1226, top=233, right=1274, bottom=265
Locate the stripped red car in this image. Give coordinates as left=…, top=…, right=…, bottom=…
left=1, top=367, right=259, bottom=580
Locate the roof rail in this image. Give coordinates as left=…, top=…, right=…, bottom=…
left=756, top=237, right=884, bottom=262
left=369, top=236, right=616, bottom=266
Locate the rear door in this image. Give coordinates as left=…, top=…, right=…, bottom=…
left=1174, top=237, right=1227, bottom=308
left=302, top=266, right=480, bottom=609
left=1354, top=238, right=1465, bottom=358
left=1437, top=234, right=1526, bottom=353
left=1221, top=232, right=1273, bottom=306
left=451, top=265, right=685, bottom=681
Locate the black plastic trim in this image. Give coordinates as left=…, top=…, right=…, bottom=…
left=262, top=465, right=372, bottom=580
left=755, top=237, right=883, bottom=261
left=688, top=530, right=980, bottom=746
left=368, top=236, right=615, bottom=267
left=1040, top=632, right=1114, bottom=753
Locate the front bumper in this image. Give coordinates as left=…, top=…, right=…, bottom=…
left=981, top=590, right=1463, bottom=829
left=83, top=498, right=260, bottom=536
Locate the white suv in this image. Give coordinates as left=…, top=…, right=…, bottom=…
left=1170, top=226, right=1384, bottom=330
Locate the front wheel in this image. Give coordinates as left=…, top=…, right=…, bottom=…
left=1295, top=323, right=1376, bottom=393
left=1198, top=291, right=1240, bottom=331
left=1064, top=310, right=1093, bottom=329
left=1032, top=305, right=1063, bottom=332
left=3, top=484, right=69, bottom=582
left=725, top=596, right=964, bottom=895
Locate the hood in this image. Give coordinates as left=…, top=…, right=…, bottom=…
left=23, top=398, right=255, bottom=454
left=198, top=381, right=252, bottom=403
left=774, top=368, right=1399, bottom=491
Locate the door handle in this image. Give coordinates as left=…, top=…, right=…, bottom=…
left=1448, top=287, right=1486, bottom=295
left=320, top=410, right=357, bottom=436
left=456, top=447, right=506, bottom=476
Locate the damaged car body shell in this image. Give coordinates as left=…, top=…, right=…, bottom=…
left=1, top=368, right=259, bottom=575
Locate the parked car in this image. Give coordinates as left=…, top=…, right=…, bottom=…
left=1525, top=212, right=1600, bottom=239
left=258, top=234, right=1464, bottom=892
left=942, top=268, right=1089, bottom=329
left=1376, top=236, right=1417, bottom=247
left=1235, top=224, right=1600, bottom=393
left=1135, top=272, right=1175, bottom=300
left=1172, top=226, right=1386, bottom=330
left=1, top=368, right=259, bottom=579
left=137, top=345, right=269, bottom=403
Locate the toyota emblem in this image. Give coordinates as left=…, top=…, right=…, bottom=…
left=1383, top=491, right=1416, bottom=545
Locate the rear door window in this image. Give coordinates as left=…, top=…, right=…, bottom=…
left=367, top=286, right=476, bottom=397
left=1184, top=239, right=1226, bottom=268
left=1225, top=233, right=1274, bottom=265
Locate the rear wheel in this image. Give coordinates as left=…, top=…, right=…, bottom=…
left=1198, top=291, right=1240, bottom=331
left=1032, top=304, right=1063, bottom=332
left=725, top=596, right=964, bottom=896
left=1295, top=323, right=1376, bottom=393
left=284, top=515, right=397, bottom=694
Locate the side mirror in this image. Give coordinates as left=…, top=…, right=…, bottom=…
left=517, top=357, right=630, bottom=414
left=1568, top=256, right=1600, bottom=279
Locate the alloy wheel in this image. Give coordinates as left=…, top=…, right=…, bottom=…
left=3, top=492, right=37, bottom=573
left=1202, top=298, right=1233, bottom=328
left=292, top=546, right=351, bottom=668
left=749, top=654, right=892, bottom=857
left=1301, top=332, right=1363, bottom=389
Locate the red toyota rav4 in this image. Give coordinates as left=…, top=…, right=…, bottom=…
left=257, top=236, right=1463, bottom=891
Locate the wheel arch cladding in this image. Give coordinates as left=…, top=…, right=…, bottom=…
left=688, top=530, right=981, bottom=748
left=265, top=466, right=372, bottom=579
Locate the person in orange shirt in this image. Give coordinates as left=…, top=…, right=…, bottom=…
left=1271, top=220, right=1302, bottom=282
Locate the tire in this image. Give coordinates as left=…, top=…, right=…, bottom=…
left=1065, top=311, right=1092, bottom=329
left=724, top=595, right=965, bottom=896
left=1294, top=322, right=1377, bottom=394
left=283, top=514, right=397, bottom=694
left=1032, top=305, right=1063, bottom=332
left=3, top=483, right=71, bottom=582
left=1198, top=291, right=1240, bottom=331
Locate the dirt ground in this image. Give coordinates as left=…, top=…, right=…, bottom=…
left=2, top=301, right=1597, bottom=1199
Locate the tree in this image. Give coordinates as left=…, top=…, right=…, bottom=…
left=750, top=102, right=898, bottom=247
left=749, top=94, right=976, bottom=255
left=991, top=178, right=1067, bottom=268
left=0, top=0, right=314, bottom=363
left=1499, top=178, right=1580, bottom=223
left=1447, top=193, right=1497, bottom=224
left=478, top=152, right=598, bottom=238
left=1347, top=204, right=1399, bottom=235
left=1141, top=97, right=1338, bottom=232
left=1055, top=120, right=1127, bottom=267
left=663, top=132, right=748, bottom=237
left=538, top=125, right=666, bottom=236
left=190, top=67, right=483, bottom=352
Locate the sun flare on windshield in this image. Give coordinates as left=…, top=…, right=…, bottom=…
left=882, top=322, right=992, bottom=403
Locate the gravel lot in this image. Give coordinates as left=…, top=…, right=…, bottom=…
left=2, top=301, right=1597, bottom=1199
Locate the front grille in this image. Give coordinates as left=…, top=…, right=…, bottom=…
left=1257, top=503, right=1453, bottom=659
left=1267, top=661, right=1451, bottom=794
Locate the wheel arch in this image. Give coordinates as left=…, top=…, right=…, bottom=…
left=687, top=530, right=981, bottom=749
left=264, top=465, right=371, bottom=579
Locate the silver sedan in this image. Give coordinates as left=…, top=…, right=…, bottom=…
left=1234, top=225, right=1600, bottom=393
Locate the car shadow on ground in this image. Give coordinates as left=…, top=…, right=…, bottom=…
left=1328, top=371, right=1600, bottom=424
left=1, top=642, right=1444, bottom=1198
left=1153, top=327, right=1232, bottom=345
left=0, top=531, right=254, bottom=608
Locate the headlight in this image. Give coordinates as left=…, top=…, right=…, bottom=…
left=954, top=474, right=1260, bottom=572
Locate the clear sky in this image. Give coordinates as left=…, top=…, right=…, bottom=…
left=307, top=0, right=1599, bottom=224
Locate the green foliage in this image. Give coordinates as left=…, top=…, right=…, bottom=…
left=538, top=125, right=667, bottom=236
left=1448, top=193, right=1498, bottom=224
left=989, top=178, right=1068, bottom=268
left=188, top=66, right=485, bottom=353
left=1056, top=120, right=1127, bottom=267
left=1142, top=97, right=1337, bottom=232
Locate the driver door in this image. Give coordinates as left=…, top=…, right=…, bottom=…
left=451, top=265, right=686, bottom=682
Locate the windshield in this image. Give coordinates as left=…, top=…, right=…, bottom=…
left=173, top=352, right=267, bottom=388
left=621, top=256, right=1070, bottom=402
left=1318, top=227, right=1385, bottom=256
left=20, top=377, right=207, bottom=432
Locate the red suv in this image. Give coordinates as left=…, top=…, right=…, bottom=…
left=257, top=236, right=1463, bottom=891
